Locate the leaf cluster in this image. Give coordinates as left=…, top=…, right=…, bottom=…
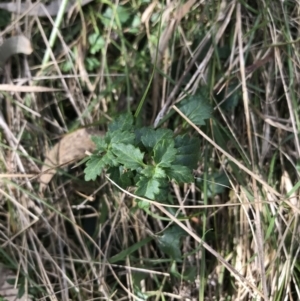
left=84, top=113, right=201, bottom=202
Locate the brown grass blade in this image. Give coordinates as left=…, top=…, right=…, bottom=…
left=0, top=84, right=62, bottom=92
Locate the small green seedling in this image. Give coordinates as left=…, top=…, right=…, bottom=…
left=84, top=93, right=212, bottom=206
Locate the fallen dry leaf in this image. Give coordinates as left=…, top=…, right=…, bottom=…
left=0, top=36, right=33, bottom=67
left=39, top=128, right=104, bottom=192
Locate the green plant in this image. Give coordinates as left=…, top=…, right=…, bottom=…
left=84, top=105, right=211, bottom=206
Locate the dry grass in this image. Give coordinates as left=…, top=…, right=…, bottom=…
left=1, top=0, right=300, bottom=300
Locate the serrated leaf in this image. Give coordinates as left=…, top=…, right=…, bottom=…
left=153, top=166, right=166, bottom=178
left=105, top=150, right=118, bottom=166
left=108, top=113, right=134, bottom=132
left=135, top=173, right=169, bottom=202
left=166, top=165, right=194, bottom=183
left=84, top=150, right=117, bottom=181
left=91, top=136, right=107, bottom=152
left=140, top=165, right=155, bottom=177
left=136, top=176, right=160, bottom=199
left=154, top=139, right=177, bottom=167
left=107, top=129, right=135, bottom=145
left=134, top=127, right=148, bottom=146
left=84, top=155, right=106, bottom=181
left=157, top=225, right=185, bottom=262
left=174, top=135, right=200, bottom=170
left=140, top=128, right=174, bottom=150
left=178, top=93, right=212, bottom=126
left=155, top=179, right=169, bottom=202
left=141, top=165, right=166, bottom=178
left=112, top=143, right=144, bottom=169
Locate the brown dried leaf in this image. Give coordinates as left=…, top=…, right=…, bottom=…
left=39, top=128, right=104, bottom=192
left=0, top=36, right=33, bottom=67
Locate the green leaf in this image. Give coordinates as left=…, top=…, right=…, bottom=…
left=154, top=139, right=177, bottom=167
left=129, top=15, right=141, bottom=33
left=166, top=165, right=194, bottom=183
left=137, top=176, right=169, bottom=202
left=208, top=172, right=230, bottom=196
left=154, top=166, right=166, bottom=178
left=120, top=170, right=134, bottom=187
left=156, top=179, right=169, bottom=202
left=109, top=237, right=153, bottom=263
left=136, top=176, right=160, bottom=199
left=85, top=57, right=100, bottom=71
left=138, top=199, right=150, bottom=210
left=91, top=136, right=107, bottom=152
left=75, top=155, right=91, bottom=167
left=108, top=113, right=134, bottom=132
left=84, top=155, right=106, bottom=181
left=140, top=165, right=155, bottom=177
left=102, top=6, right=131, bottom=26
left=182, top=266, right=197, bottom=282
left=140, top=127, right=174, bottom=150
left=112, top=143, right=144, bottom=169
left=196, top=172, right=230, bottom=197
left=178, top=93, right=212, bottom=126
left=134, top=127, right=146, bottom=144
left=157, top=225, right=185, bottom=262
left=217, top=83, right=240, bottom=112
left=141, top=165, right=166, bottom=178
left=88, top=33, right=105, bottom=54
left=61, top=60, right=73, bottom=72
left=17, top=283, right=25, bottom=299
left=170, top=261, right=181, bottom=279
left=84, top=151, right=116, bottom=181
left=174, top=135, right=200, bottom=170
left=115, top=6, right=131, bottom=24
left=106, top=129, right=135, bottom=145
left=107, top=166, right=133, bottom=188
left=105, top=150, right=118, bottom=166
